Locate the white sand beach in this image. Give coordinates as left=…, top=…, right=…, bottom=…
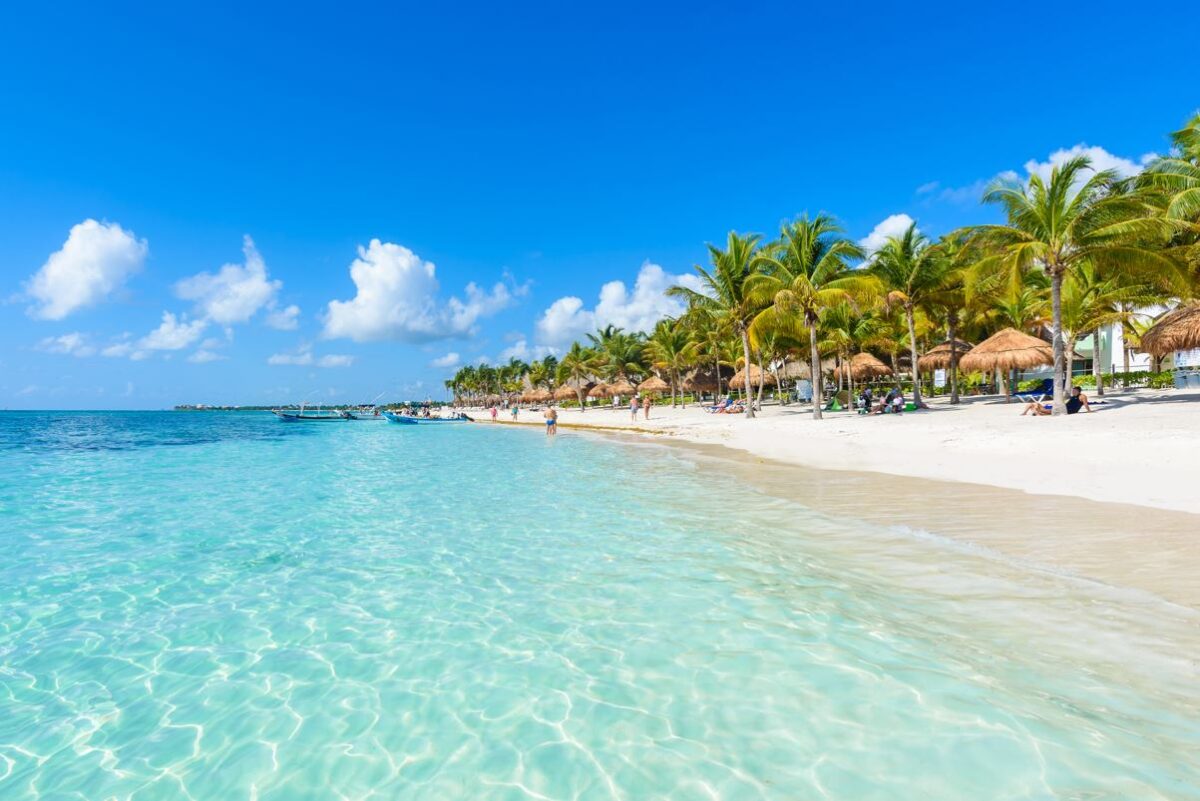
left=492, top=388, right=1200, bottom=515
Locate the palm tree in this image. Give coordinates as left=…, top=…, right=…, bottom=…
left=747, top=214, right=869, bottom=419
left=645, top=318, right=698, bottom=406
left=971, top=156, right=1180, bottom=414
left=869, top=223, right=955, bottom=407
left=668, top=231, right=764, bottom=417
left=555, top=342, right=598, bottom=411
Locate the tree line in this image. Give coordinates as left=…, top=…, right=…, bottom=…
left=450, top=114, right=1199, bottom=418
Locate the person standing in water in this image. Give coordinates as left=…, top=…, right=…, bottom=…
left=544, top=404, right=558, bottom=436
left=642, top=394, right=651, bottom=420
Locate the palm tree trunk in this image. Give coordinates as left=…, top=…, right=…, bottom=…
left=808, top=321, right=823, bottom=421
left=948, top=313, right=960, bottom=405
left=1050, top=268, right=1066, bottom=415
left=1092, top=329, right=1105, bottom=397
left=576, top=388, right=585, bottom=412
left=1064, top=333, right=1077, bottom=399
left=903, top=307, right=921, bottom=406
left=740, top=329, right=755, bottom=419
left=755, top=350, right=766, bottom=410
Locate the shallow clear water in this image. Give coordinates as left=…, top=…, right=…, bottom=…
left=1, top=412, right=1197, bottom=800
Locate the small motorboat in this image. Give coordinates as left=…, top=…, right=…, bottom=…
left=272, top=408, right=352, bottom=422
left=383, top=412, right=473, bottom=425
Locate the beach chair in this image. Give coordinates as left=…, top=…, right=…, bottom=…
left=1013, top=378, right=1054, bottom=405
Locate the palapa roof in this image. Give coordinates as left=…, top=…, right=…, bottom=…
left=728, top=363, right=777, bottom=387
left=681, top=366, right=733, bottom=392
left=530, top=388, right=552, bottom=402
left=609, top=379, right=637, bottom=396
left=1139, top=303, right=1200, bottom=357
left=554, top=384, right=580, bottom=400
left=637, top=375, right=670, bottom=393
left=587, top=382, right=612, bottom=398
left=958, top=328, right=1052, bottom=372
left=777, top=358, right=836, bottom=380
left=833, top=352, right=892, bottom=381
left=917, top=339, right=974, bottom=371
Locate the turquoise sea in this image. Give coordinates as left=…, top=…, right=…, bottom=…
left=1, top=411, right=1197, bottom=800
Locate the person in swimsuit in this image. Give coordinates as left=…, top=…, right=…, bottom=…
left=1023, top=385, right=1092, bottom=416
left=490, top=405, right=498, bottom=422
left=544, top=405, right=558, bottom=436
left=642, top=395, right=651, bottom=420
left=510, top=403, right=518, bottom=422
left=630, top=395, right=639, bottom=422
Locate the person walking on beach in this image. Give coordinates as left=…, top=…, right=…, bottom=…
left=642, top=395, right=651, bottom=420
left=490, top=405, right=498, bottom=423
left=544, top=404, right=558, bottom=436
left=630, top=395, right=639, bottom=422
left=510, top=403, right=518, bottom=422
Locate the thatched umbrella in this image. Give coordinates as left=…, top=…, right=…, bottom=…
left=530, top=388, right=552, bottom=402
left=588, top=383, right=612, bottom=398
left=1139, top=303, right=1200, bottom=357
left=778, top=358, right=836, bottom=380
left=728, top=364, right=776, bottom=387
left=682, top=366, right=732, bottom=393
left=554, top=384, right=578, bottom=401
left=834, top=353, right=892, bottom=381
left=637, top=375, right=670, bottom=395
left=959, top=328, right=1052, bottom=373
left=608, top=379, right=637, bottom=397
left=918, top=339, right=974, bottom=372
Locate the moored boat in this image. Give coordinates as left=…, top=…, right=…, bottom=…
left=271, top=409, right=352, bottom=422
left=383, top=412, right=472, bottom=425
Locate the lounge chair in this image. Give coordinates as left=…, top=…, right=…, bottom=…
left=1013, top=378, right=1054, bottom=404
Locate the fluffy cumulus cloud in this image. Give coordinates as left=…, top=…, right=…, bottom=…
left=1023, top=144, right=1154, bottom=184
left=25, top=219, right=148, bottom=320
left=187, top=349, right=226, bottom=364
left=920, top=144, right=1155, bottom=206
left=175, top=236, right=292, bottom=326
left=533, top=261, right=703, bottom=350
left=322, top=240, right=523, bottom=343
left=37, top=332, right=96, bottom=357
left=265, top=304, right=301, bottom=330
left=858, top=214, right=918, bottom=257
left=139, top=312, right=208, bottom=352
left=267, top=345, right=355, bottom=368
left=430, top=352, right=460, bottom=368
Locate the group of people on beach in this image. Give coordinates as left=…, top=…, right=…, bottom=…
left=857, top=387, right=906, bottom=415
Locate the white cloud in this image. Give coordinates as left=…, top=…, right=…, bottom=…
left=858, top=214, right=917, bottom=256
left=533, top=261, right=702, bottom=349
left=267, top=345, right=354, bottom=367
left=139, top=312, right=208, bottom=352
left=37, top=332, right=95, bottom=357
left=25, top=219, right=147, bottom=320
left=188, top=349, right=225, bottom=363
left=431, top=352, right=460, bottom=368
left=175, top=235, right=282, bottom=326
left=265, top=304, right=300, bottom=330
left=921, top=144, right=1154, bottom=207
left=322, top=240, right=523, bottom=343
left=1023, top=144, right=1152, bottom=184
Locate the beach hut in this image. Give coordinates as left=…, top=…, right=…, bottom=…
left=959, top=328, right=1053, bottom=400
left=728, top=364, right=776, bottom=387
left=918, top=339, right=974, bottom=372
left=1139, top=303, right=1200, bottom=357
left=608, top=379, right=637, bottom=398
left=833, top=353, right=892, bottom=381
left=637, top=375, right=670, bottom=395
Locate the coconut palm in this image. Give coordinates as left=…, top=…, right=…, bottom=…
left=555, top=342, right=598, bottom=410
left=645, top=318, right=698, bottom=406
left=869, top=223, right=956, bottom=406
left=747, top=214, right=869, bottom=419
left=970, top=155, right=1181, bottom=414
left=668, top=231, right=765, bottom=417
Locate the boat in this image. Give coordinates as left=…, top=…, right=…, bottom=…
left=271, top=408, right=352, bottom=422
left=383, top=412, right=473, bottom=425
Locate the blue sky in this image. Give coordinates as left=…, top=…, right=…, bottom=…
left=1, top=2, right=1194, bottom=408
